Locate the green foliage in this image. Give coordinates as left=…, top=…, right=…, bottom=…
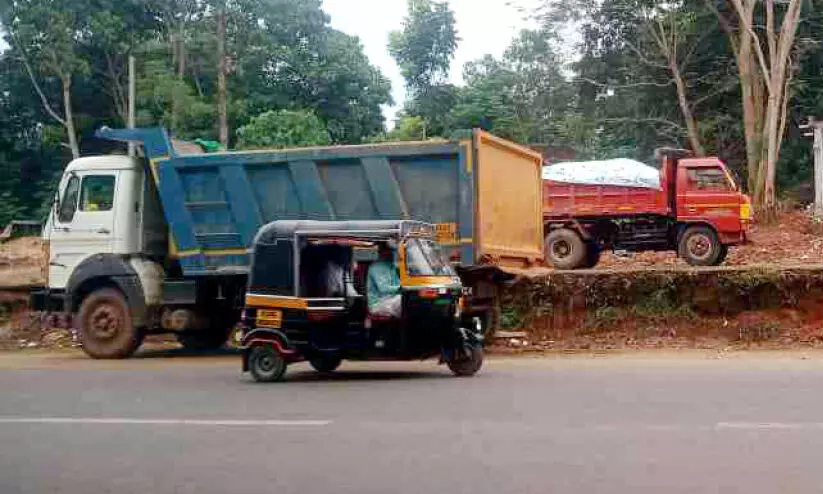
left=0, top=0, right=392, bottom=222
left=389, top=0, right=458, bottom=138
left=449, top=28, right=581, bottom=148
left=386, top=116, right=427, bottom=141
left=236, top=110, right=331, bottom=149
left=388, top=0, right=458, bottom=92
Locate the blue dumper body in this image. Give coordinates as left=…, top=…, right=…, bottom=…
left=96, top=127, right=544, bottom=277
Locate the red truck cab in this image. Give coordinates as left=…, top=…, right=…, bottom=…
left=543, top=149, right=751, bottom=269
left=668, top=156, right=751, bottom=245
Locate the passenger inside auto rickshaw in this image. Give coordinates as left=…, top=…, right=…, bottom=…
left=367, top=244, right=401, bottom=318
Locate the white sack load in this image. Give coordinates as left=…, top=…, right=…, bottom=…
left=542, top=158, right=661, bottom=190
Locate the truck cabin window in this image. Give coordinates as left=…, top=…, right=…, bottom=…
left=80, top=175, right=115, bottom=212
left=687, top=168, right=732, bottom=192
left=57, top=175, right=81, bottom=223
left=406, top=238, right=454, bottom=276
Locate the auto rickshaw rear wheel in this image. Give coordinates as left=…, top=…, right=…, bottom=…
left=446, top=346, right=484, bottom=377
left=248, top=346, right=288, bottom=382
left=310, top=354, right=342, bottom=374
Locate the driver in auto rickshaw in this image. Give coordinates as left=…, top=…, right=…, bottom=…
left=367, top=244, right=402, bottom=319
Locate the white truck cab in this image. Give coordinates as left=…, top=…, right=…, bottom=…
left=33, top=132, right=242, bottom=359
left=46, top=156, right=142, bottom=288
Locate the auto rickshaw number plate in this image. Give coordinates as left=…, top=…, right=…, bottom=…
left=257, top=309, right=283, bottom=328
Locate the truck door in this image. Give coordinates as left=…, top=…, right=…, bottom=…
left=48, top=172, right=117, bottom=289
left=676, top=165, right=741, bottom=234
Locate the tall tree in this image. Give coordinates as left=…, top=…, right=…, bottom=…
left=451, top=28, right=576, bottom=146
left=215, top=3, right=228, bottom=147
left=388, top=0, right=458, bottom=91
left=1, top=0, right=90, bottom=158
left=713, top=0, right=803, bottom=216
left=389, top=0, right=458, bottom=137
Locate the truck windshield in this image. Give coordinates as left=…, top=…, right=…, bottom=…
left=406, top=238, right=454, bottom=276
left=687, top=168, right=734, bottom=192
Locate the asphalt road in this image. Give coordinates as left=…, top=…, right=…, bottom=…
left=3, top=350, right=823, bottom=493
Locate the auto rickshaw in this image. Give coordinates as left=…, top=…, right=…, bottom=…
left=240, top=220, right=484, bottom=382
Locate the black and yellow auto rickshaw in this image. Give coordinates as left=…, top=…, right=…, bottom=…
left=240, top=220, right=484, bottom=382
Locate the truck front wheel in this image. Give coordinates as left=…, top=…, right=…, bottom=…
left=679, top=226, right=724, bottom=266
left=545, top=228, right=587, bottom=269
left=77, top=288, right=144, bottom=359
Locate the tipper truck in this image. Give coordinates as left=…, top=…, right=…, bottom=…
left=542, top=149, right=752, bottom=269
left=31, top=127, right=543, bottom=358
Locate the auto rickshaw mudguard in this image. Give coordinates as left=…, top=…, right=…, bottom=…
left=441, top=318, right=484, bottom=362
left=241, top=328, right=296, bottom=371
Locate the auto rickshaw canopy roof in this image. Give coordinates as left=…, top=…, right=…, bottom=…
left=252, top=220, right=437, bottom=246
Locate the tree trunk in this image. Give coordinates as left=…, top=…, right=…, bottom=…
left=61, top=74, right=80, bottom=159
left=105, top=53, right=128, bottom=124
left=177, top=23, right=186, bottom=79
left=671, top=64, right=705, bottom=156
left=217, top=7, right=229, bottom=148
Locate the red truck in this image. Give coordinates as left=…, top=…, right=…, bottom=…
left=542, top=149, right=752, bottom=269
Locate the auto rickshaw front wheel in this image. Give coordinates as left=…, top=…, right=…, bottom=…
left=248, top=346, right=288, bottom=382
left=446, top=347, right=484, bottom=377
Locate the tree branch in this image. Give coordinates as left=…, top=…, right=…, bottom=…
left=9, top=31, right=67, bottom=126
left=579, top=77, right=675, bottom=89
left=705, top=0, right=740, bottom=55
left=624, top=39, right=668, bottom=69
left=692, top=79, right=739, bottom=107
left=729, top=0, right=774, bottom=92
left=776, top=61, right=794, bottom=161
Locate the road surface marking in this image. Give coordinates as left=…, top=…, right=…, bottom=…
left=716, top=422, right=823, bottom=431
left=0, top=417, right=331, bottom=427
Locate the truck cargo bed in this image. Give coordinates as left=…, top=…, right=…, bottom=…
left=543, top=180, right=669, bottom=219
left=97, top=128, right=544, bottom=276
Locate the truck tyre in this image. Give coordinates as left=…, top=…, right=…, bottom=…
left=249, top=346, right=288, bottom=383
left=176, top=327, right=231, bottom=351
left=716, top=245, right=729, bottom=264
left=678, top=226, right=723, bottom=266
left=545, top=228, right=587, bottom=269
left=77, top=288, right=144, bottom=359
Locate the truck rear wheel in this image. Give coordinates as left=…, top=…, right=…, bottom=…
left=77, top=288, right=144, bottom=359
left=545, top=228, right=587, bottom=269
left=679, top=226, right=723, bottom=266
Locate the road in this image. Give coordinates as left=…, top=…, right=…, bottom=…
left=2, top=350, right=823, bottom=493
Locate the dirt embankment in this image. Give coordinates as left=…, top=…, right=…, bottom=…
left=0, top=237, right=44, bottom=289
left=500, top=265, right=823, bottom=352
left=597, top=209, right=823, bottom=269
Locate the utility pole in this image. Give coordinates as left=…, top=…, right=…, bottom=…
left=801, top=117, right=823, bottom=218
left=127, top=55, right=136, bottom=157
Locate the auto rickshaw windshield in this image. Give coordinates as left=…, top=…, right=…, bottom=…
left=406, top=238, right=454, bottom=276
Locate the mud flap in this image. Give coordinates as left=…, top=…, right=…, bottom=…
left=441, top=317, right=484, bottom=362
